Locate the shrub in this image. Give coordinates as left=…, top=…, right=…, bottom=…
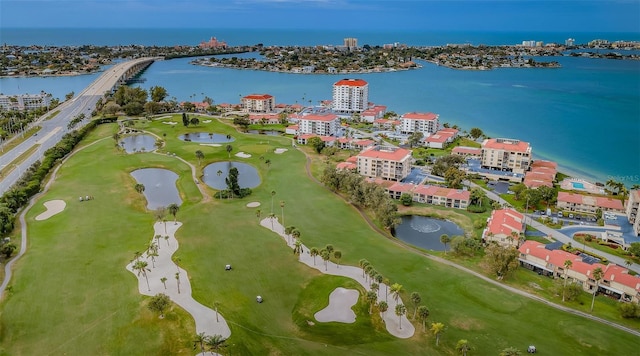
left=467, top=205, right=486, bottom=213
left=619, top=302, right=640, bottom=319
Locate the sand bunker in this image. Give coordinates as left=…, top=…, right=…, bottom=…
left=235, top=152, right=252, bottom=158
left=274, top=148, right=288, bottom=154
left=200, top=143, right=221, bottom=147
left=246, top=202, right=261, bottom=208
left=314, top=287, right=359, bottom=323
left=202, top=120, right=212, bottom=123
left=162, top=122, right=178, bottom=125
left=35, top=200, right=66, bottom=221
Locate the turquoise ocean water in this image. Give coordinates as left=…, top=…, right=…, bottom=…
left=1, top=28, right=639, bottom=185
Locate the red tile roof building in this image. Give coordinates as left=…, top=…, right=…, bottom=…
left=483, top=209, right=525, bottom=247
left=356, top=146, right=413, bottom=181
left=373, top=119, right=401, bottom=130
left=298, top=114, right=340, bottom=136
left=480, top=138, right=532, bottom=174
left=367, top=181, right=470, bottom=209
left=557, top=192, right=625, bottom=214
left=524, top=160, right=557, bottom=188
left=424, top=128, right=459, bottom=149
left=400, top=112, right=439, bottom=135
left=332, top=78, right=369, bottom=114
left=199, top=37, right=228, bottom=49
left=519, top=241, right=640, bottom=302
left=241, top=94, right=275, bottom=113
left=452, top=146, right=482, bottom=158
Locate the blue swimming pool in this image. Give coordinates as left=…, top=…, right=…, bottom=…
left=572, top=182, right=585, bottom=189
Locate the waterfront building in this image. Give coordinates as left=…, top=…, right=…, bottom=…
left=199, top=37, right=227, bottom=49
left=241, top=94, right=275, bottom=113
left=399, top=112, right=439, bottom=135
left=626, top=190, right=640, bottom=236
left=331, top=78, right=368, bottom=114
left=557, top=191, right=625, bottom=214
left=480, top=138, right=532, bottom=174
left=523, top=160, right=557, bottom=188
left=343, top=37, right=358, bottom=50
left=356, top=146, right=412, bottom=181
left=361, top=105, right=387, bottom=123
left=411, top=184, right=470, bottom=209
left=373, top=118, right=401, bottom=130
left=424, top=128, right=458, bottom=148
left=248, top=113, right=280, bottom=125
left=452, top=146, right=481, bottom=158
left=565, top=38, right=575, bottom=46
left=519, top=241, right=640, bottom=303
left=483, top=209, right=524, bottom=248
left=0, top=93, right=52, bottom=111
left=298, top=113, right=340, bottom=136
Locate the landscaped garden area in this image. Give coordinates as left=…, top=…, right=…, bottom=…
left=0, top=115, right=638, bottom=355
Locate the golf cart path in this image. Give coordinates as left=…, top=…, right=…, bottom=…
left=126, top=221, right=231, bottom=338
left=260, top=217, right=415, bottom=338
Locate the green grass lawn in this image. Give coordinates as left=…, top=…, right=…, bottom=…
left=0, top=117, right=638, bottom=355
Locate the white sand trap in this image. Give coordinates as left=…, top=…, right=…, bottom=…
left=235, top=152, right=252, bottom=158
left=200, top=143, right=221, bottom=147
left=202, top=120, right=212, bottom=123
left=246, top=202, right=261, bottom=208
left=35, top=200, right=66, bottom=221
left=162, top=121, right=178, bottom=125
left=274, top=148, right=288, bottom=154
left=314, top=287, right=359, bottom=323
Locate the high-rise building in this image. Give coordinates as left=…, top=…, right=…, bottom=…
left=399, top=112, right=439, bottom=135
left=0, top=93, right=52, bottom=111
left=356, top=146, right=413, bottom=181
left=241, top=94, right=275, bottom=113
left=343, top=37, right=358, bottom=50
left=480, top=138, right=532, bottom=174
left=331, top=78, right=368, bottom=114
left=626, top=190, right=640, bottom=236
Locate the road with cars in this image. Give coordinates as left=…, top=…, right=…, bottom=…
left=0, top=58, right=158, bottom=194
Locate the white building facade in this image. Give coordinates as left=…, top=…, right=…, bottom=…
left=298, top=114, right=340, bottom=136
left=331, top=79, right=368, bottom=114
left=399, top=112, right=439, bottom=135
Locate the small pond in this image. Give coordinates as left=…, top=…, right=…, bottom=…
left=130, top=168, right=182, bottom=210
left=121, top=134, right=157, bottom=153
left=202, top=161, right=261, bottom=190
left=178, top=132, right=235, bottom=143
left=247, top=130, right=281, bottom=136
left=393, top=215, right=465, bottom=251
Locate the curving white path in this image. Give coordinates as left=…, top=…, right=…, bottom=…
left=260, top=217, right=415, bottom=338
left=126, top=222, right=231, bottom=338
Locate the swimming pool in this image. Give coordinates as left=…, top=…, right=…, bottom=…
left=572, top=182, right=585, bottom=189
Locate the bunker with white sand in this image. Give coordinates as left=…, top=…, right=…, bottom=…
left=314, top=287, right=359, bottom=323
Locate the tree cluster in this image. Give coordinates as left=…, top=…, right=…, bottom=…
left=450, top=235, right=482, bottom=257
left=214, top=167, right=252, bottom=199
left=321, top=166, right=400, bottom=229
left=113, top=86, right=148, bottom=116
left=484, top=244, right=520, bottom=279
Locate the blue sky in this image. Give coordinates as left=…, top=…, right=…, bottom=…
left=1, top=0, right=639, bottom=32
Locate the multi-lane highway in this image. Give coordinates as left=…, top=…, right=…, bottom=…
left=0, top=57, right=158, bottom=194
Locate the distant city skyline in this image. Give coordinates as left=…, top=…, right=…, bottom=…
left=1, top=0, right=639, bottom=33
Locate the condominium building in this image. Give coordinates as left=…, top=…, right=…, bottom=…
left=331, top=78, right=368, bottom=114
left=399, top=112, right=439, bottom=135
left=483, top=209, right=525, bottom=248
left=480, top=138, right=532, bottom=174
left=298, top=114, right=340, bottom=136
left=343, top=37, right=358, bottom=50
left=557, top=192, right=625, bottom=214
left=519, top=241, right=640, bottom=303
left=0, top=93, right=52, bottom=111
left=625, top=190, right=640, bottom=236
left=356, top=146, right=412, bottom=181
left=241, top=94, right=275, bottom=113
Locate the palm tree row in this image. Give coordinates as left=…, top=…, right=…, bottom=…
left=193, top=332, right=227, bottom=355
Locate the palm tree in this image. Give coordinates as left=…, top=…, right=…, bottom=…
left=440, top=234, right=451, bottom=254
left=175, top=272, right=181, bottom=294
left=383, top=277, right=390, bottom=302
left=226, top=144, right=233, bottom=158
left=193, top=332, right=207, bottom=354
left=360, top=260, right=370, bottom=278
left=270, top=190, right=276, bottom=214
left=167, top=203, right=180, bottom=224
left=364, top=265, right=374, bottom=282
left=590, top=267, right=604, bottom=312
left=457, top=339, right=470, bottom=356
left=154, top=234, right=162, bottom=250
left=154, top=207, right=167, bottom=234
left=147, top=244, right=159, bottom=268
left=417, top=305, right=430, bottom=332
left=321, top=249, right=330, bottom=271
left=293, top=239, right=303, bottom=259
left=268, top=213, right=276, bottom=230
left=333, top=250, right=342, bottom=267
left=411, top=292, right=422, bottom=319
left=284, top=225, right=294, bottom=244
left=291, top=228, right=301, bottom=242
left=371, top=282, right=379, bottom=297
left=325, top=244, right=334, bottom=254
left=431, top=322, right=445, bottom=345
left=280, top=200, right=285, bottom=229
left=625, top=260, right=633, bottom=268
left=256, top=209, right=261, bottom=221
left=395, top=304, right=406, bottom=329
left=134, top=183, right=145, bottom=194
left=133, top=250, right=143, bottom=262
left=366, top=290, right=378, bottom=314
left=164, top=235, right=170, bottom=247
left=214, top=301, right=221, bottom=322
left=562, top=259, right=573, bottom=302
left=195, top=150, right=204, bottom=166
left=378, top=300, right=388, bottom=320
left=310, top=247, right=319, bottom=265
left=390, top=283, right=403, bottom=303
left=205, top=334, right=227, bottom=355
left=133, top=260, right=151, bottom=291
left=160, top=277, right=167, bottom=289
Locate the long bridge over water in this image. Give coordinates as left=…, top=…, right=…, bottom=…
left=0, top=57, right=160, bottom=194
